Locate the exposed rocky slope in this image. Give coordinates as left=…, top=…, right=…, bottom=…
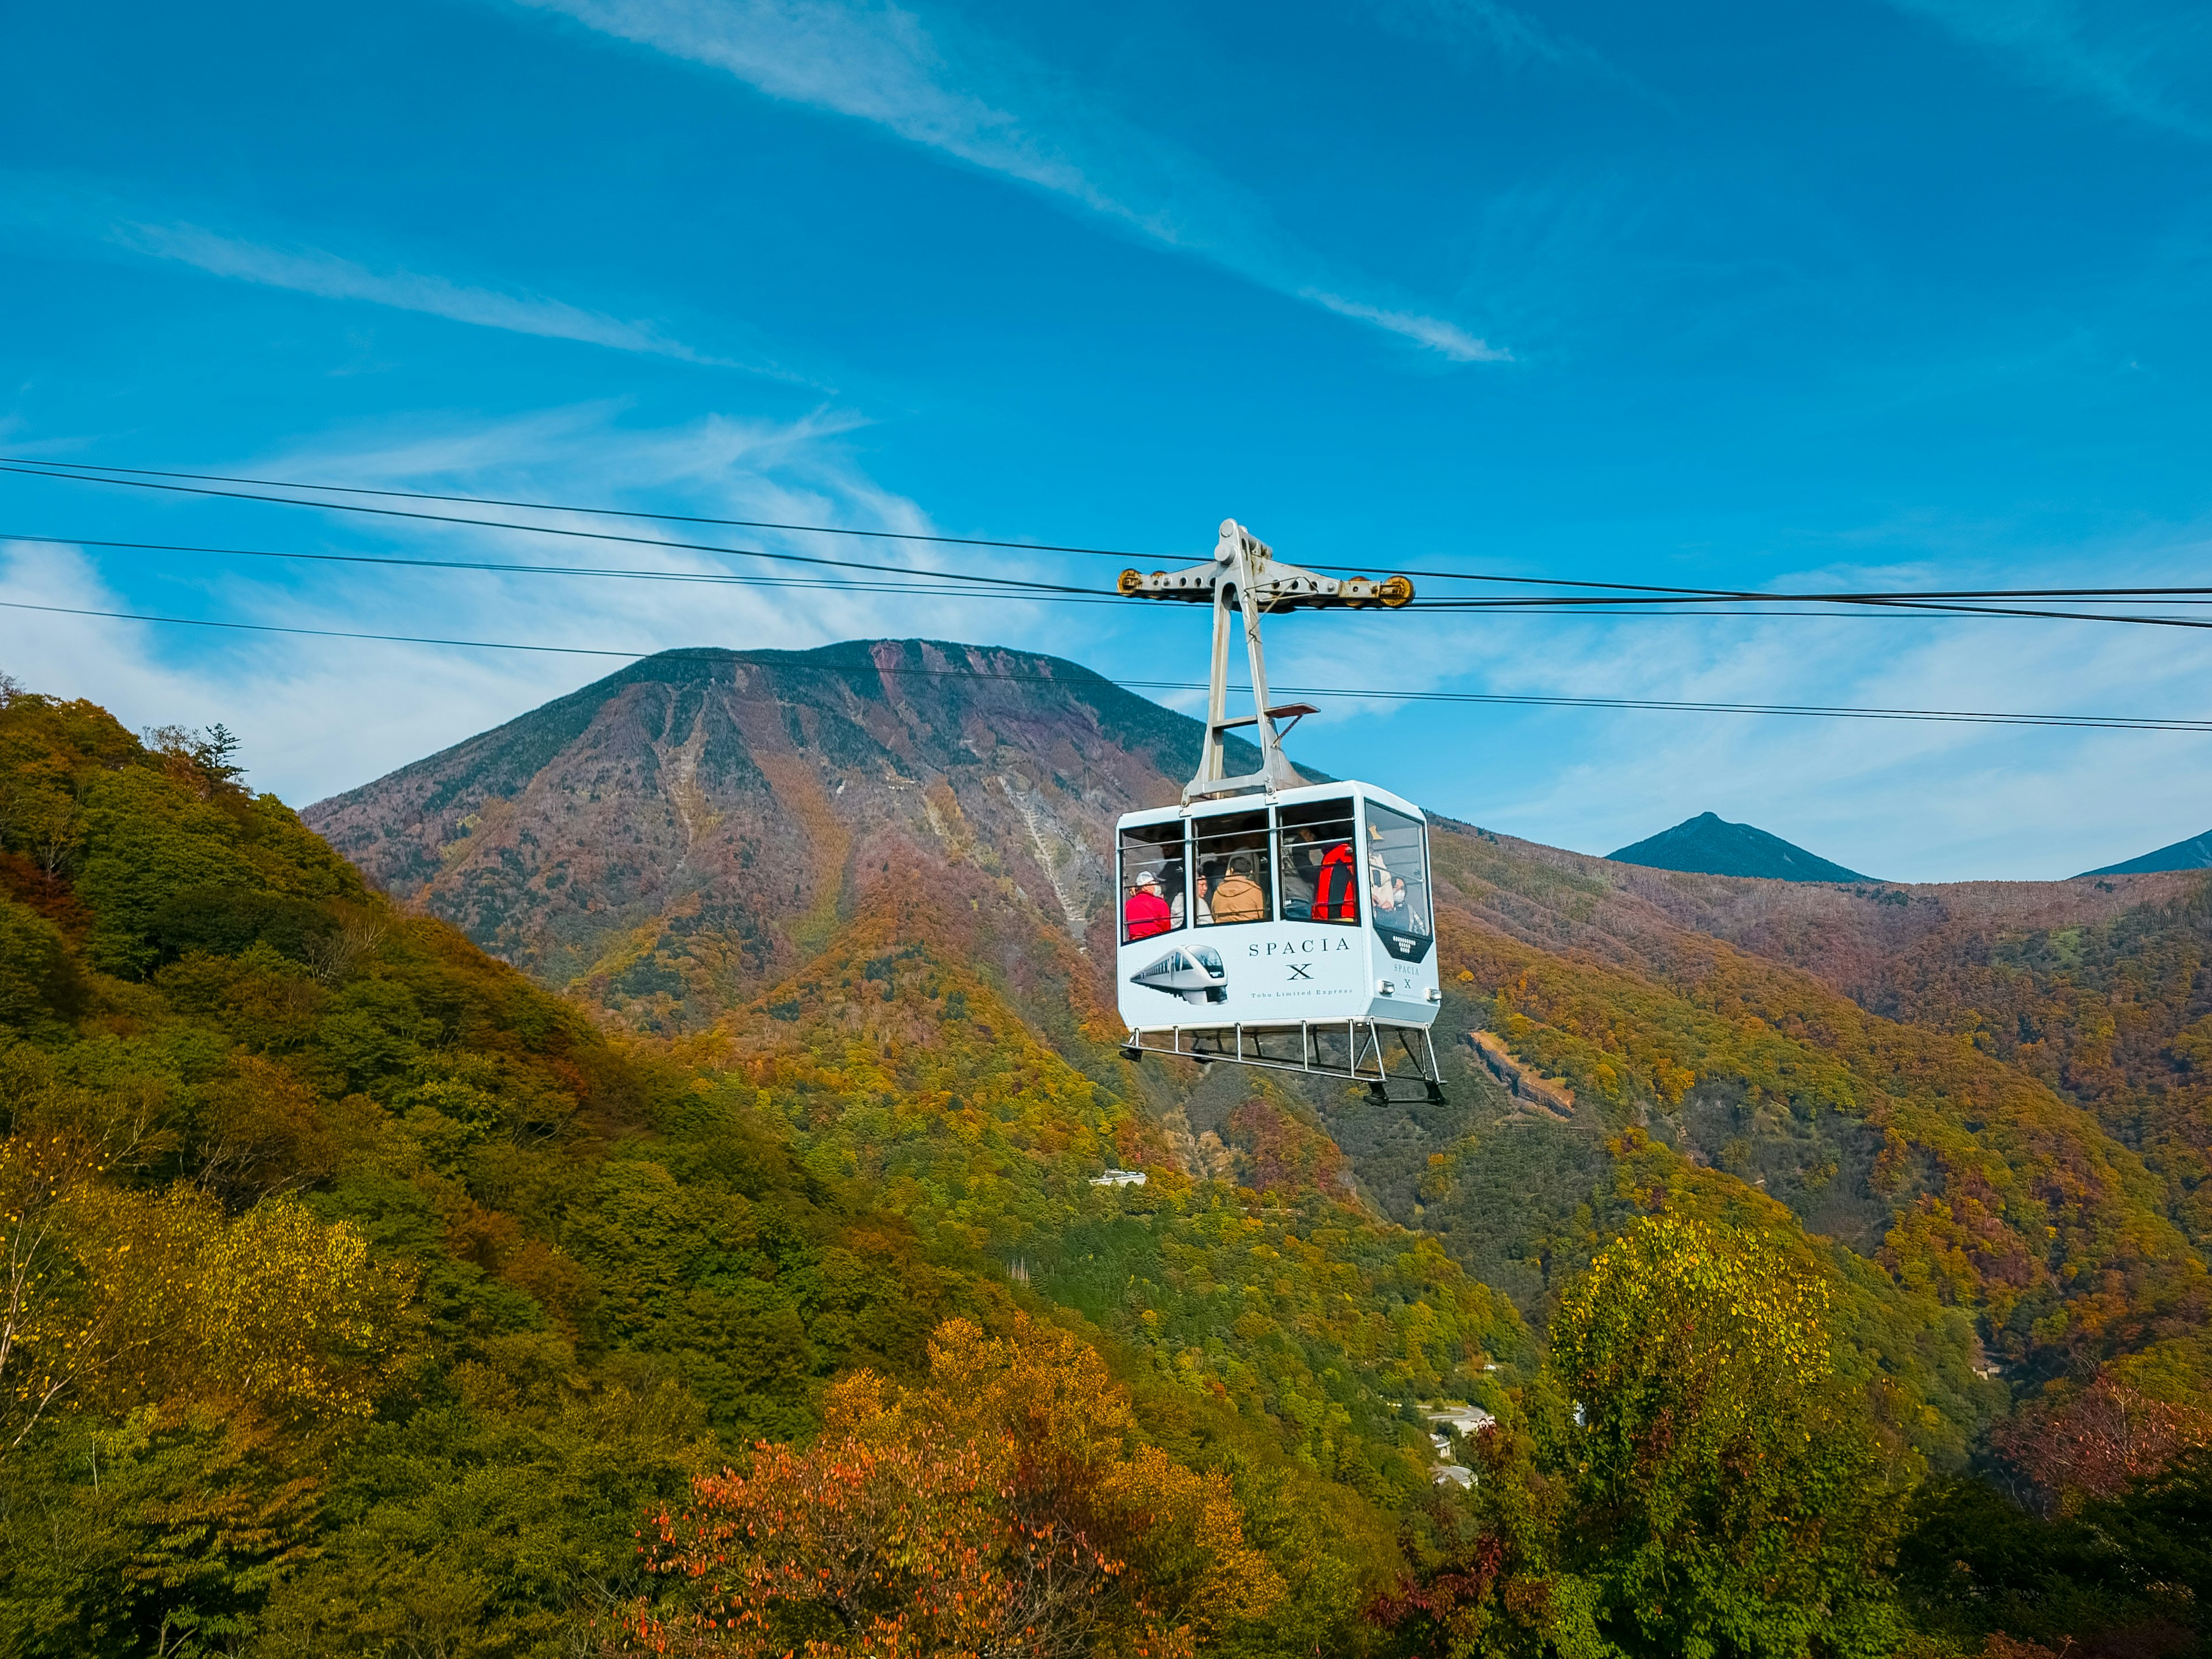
left=308, top=641, right=1286, bottom=1032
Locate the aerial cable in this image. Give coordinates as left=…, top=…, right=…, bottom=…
left=1409, top=592, right=2212, bottom=630
left=6, top=596, right=2210, bottom=734
left=12, top=457, right=2212, bottom=606
left=0, top=466, right=1097, bottom=594
left=0, top=532, right=1116, bottom=600
left=3, top=532, right=2088, bottom=619
left=5, top=523, right=2207, bottom=627
left=0, top=457, right=1144, bottom=559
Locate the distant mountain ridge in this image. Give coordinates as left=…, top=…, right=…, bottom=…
left=2080, top=826, right=2212, bottom=877
left=1607, top=811, right=1876, bottom=883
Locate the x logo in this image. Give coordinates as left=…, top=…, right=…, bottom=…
left=1287, top=964, right=1314, bottom=980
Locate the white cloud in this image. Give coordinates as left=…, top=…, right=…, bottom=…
left=1449, top=544, right=2212, bottom=882
left=112, top=221, right=734, bottom=364
left=516, top=0, right=1507, bottom=363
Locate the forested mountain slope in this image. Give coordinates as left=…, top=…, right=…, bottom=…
left=0, top=685, right=1418, bottom=1654
left=1477, top=838, right=2212, bottom=1266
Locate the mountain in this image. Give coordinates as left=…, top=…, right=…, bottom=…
left=1607, top=810, right=1877, bottom=882
left=311, top=641, right=2212, bottom=1432
left=305, top=641, right=1289, bottom=1034
left=2081, top=826, right=2212, bottom=876
left=0, top=677, right=1431, bottom=1653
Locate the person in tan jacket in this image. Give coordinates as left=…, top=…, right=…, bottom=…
left=1209, top=855, right=1267, bottom=923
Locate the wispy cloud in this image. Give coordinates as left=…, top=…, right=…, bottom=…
left=516, top=0, right=1508, bottom=364
left=1304, top=291, right=1512, bottom=362
left=113, top=221, right=733, bottom=363
left=1453, top=534, right=2212, bottom=882
left=1887, top=0, right=2212, bottom=140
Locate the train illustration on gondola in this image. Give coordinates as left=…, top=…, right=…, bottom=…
left=1128, top=944, right=1229, bottom=1004
left=1112, top=520, right=1444, bottom=1101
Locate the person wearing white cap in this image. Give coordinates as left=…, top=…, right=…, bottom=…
left=1124, top=866, right=1172, bottom=940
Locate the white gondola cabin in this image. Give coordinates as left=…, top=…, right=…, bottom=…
left=1112, top=518, right=1444, bottom=1099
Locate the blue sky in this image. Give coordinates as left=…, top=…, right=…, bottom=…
left=5, top=0, right=2211, bottom=880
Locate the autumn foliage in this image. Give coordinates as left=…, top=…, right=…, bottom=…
left=617, top=1315, right=1282, bottom=1656
left=1994, top=1374, right=2212, bottom=1515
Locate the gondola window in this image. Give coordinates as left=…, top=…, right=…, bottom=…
left=1365, top=801, right=1433, bottom=961
left=1275, top=797, right=1359, bottom=924
left=1191, top=809, right=1272, bottom=926
left=1118, top=822, right=1186, bottom=944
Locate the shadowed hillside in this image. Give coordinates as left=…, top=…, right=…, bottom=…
left=2083, top=825, right=2212, bottom=876
left=1608, top=809, right=1876, bottom=882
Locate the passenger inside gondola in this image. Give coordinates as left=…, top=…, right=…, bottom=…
left=1369, top=832, right=1406, bottom=916
left=1125, top=869, right=1171, bottom=938
left=1171, top=862, right=1212, bottom=927
left=1366, top=805, right=1432, bottom=937
left=1277, top=797, right=1358, bottom=923
left=1211, top=855, right=1266, bottom=922
left=1119, top=821, right=1188, bottom=944
left=1191, top=810, right=1273, bottom=926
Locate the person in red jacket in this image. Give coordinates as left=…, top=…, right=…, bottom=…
left=1311, top=838, right=1357, bottom=920
left=1124, top=869, right=1172, bottom=940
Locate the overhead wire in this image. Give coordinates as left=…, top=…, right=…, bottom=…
left=0, top=457, right=1142, bottom=558
left=3, top=525, right=2205, bottom=629
left=0, top=532, right=1121, bottom=600
left=11, top=457, right=2212, bottom=613
left=0, top=465, right=1099, bottom=595
left=4, top=507, right=2211, bottom=630
left=0, top=535, right=2048, bottom=619
left=7, top=597, right=2211, bottom=734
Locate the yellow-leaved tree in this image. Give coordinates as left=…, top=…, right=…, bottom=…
left=2, top=1138, right=409, bottom=1447
left=69, top=1182, right=407, bottom=1418
left=1373, top=1215, right=1907, bottom=1659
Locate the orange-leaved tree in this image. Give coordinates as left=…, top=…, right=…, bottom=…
left=615, top=1313, right=1282, bottom=1657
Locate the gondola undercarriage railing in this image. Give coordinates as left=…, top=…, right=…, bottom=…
left=1122, top=1018, right=1444, bottom=1102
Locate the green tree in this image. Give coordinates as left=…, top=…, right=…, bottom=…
left=1377, top=1216, right=1905, bottom=1659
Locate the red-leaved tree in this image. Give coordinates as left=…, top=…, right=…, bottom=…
left=1995, top=1374, right=2212, bottom=1515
